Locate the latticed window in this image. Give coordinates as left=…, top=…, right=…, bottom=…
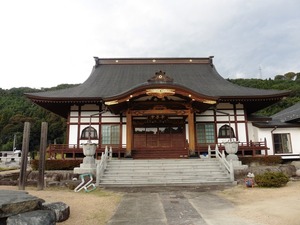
left=81, top=126, right=98, bottom=139
left=196, top=123, right=215, bottom=144
left=273, top=133, right=292, bottom=154
left=101, top=124, right=120, bottom=145
left=218, top=125, right=235, bottom=138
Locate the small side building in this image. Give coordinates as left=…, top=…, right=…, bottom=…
left=253, top=102, right=300, bottom=159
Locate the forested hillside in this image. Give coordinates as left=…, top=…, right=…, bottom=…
left=0, top=84, right=78, bottom=152
left=0, top=76, right=299, bottom=152
left=229, top=77, right=300, bottom=115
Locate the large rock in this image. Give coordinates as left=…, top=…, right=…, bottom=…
left=279, top=164, right=296, bottom=177
left=6, top=210, right=56, bottom=225
left=42, top=202, right=70, bottom=222
left=291, top=161, right=300, bottom=170
left=0, top=190, right=44, bottom=218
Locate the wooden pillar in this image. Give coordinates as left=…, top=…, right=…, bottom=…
left=19, top=122, right=30, bottom=190
left=126, top=110, right=132, bottom=157
left=188, top=109, right=196, bottom=156
left=38, top=122, right=48, bottom=190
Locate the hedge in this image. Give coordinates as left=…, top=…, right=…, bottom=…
left=239, top=155, right=282, bottom=165
left=31, top=159, right=82, bottom=170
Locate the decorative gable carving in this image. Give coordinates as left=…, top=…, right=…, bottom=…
left=147, top=70, right=174, bottom=83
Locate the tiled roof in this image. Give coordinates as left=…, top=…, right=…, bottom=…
left=252, top=102, right=300, bottom=128
left=272, top=102, right=300, bottom=122
left=26, top=57, right=290, bottom=101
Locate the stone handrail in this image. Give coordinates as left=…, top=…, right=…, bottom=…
left=95, top=146, right=112, bottom=186
left=214, top=145, right=234, bottom=182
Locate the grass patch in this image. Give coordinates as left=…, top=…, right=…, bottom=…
left=0, top=167, right=18, bottom=172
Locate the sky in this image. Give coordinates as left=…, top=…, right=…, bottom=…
left=1, top=0, right=300, bottom=89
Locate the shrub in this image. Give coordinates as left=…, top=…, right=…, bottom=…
left=239, top=155, right=282, bottom=165
left=255, top=171, right=289, bottom=187
left=31, top=159, right=81, bottom=170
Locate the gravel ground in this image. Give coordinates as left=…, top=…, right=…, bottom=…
left=1, top=180, right=300, bottom=225
left=0, top=185, right=122, bottom=225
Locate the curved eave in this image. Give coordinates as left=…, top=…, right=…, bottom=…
left=25, top=94, right=103, bottom=118
left=102, top=83, right=219, bottom=105
left=219, top=91, right=290, bottom=114
left=219, top=90, right=290, bottom=101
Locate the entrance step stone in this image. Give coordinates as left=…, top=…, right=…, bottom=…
left=6, top=210, right=56, bottom=225
left=99, top=159, right=233, bottom=187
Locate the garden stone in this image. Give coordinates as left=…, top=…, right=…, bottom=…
left=6, top=210, right=56, bottom=225
left=42, top=202, right=70, bottom=222
left=296, top=169, right=300, bottom=177
left=279, top=164, right=296, bottom=177
left=291, top=161, right=300, bottom=170
left=0, top=190, right=44, bottom=218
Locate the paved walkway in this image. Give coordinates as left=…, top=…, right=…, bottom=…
left=107, top=187, right=263, bottom=225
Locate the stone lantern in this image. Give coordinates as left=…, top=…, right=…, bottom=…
left=224, top=141, right=239, bottom=161
left=74, top=141, right=97, bottom=175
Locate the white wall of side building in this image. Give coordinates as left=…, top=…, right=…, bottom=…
left=255, top=127, right=300, bottom=155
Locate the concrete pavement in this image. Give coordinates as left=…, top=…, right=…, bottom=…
left=106, top=187, right=263, bottom=225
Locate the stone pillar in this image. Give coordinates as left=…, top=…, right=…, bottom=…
left=125, top=110, right=132, bottom=157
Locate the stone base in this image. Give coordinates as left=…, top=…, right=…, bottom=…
left=73, top=165, right=96, bottom=175
left=232, top=160, right=248, bottom=170
left=73, top=168, right=96, bottom=175
left=226, top=154, right=239, bottom=161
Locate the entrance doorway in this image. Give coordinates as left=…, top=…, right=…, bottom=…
left=133, top=116, right=186, bottom=149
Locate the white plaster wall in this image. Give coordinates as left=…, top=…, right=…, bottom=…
left=70, top=117, right=79, bottom=123
left=236, top=115, right=245, bottom=121
left=196, top=117, right=213, bottom=122
left=69, top=125, right=78, bottom=145
left=81, top=111, right=99, bottom=116
left=256, top=128, right=274, bottom=155
left=289, top=128, right=300, bottom=154
left=102, top=112, right=115, bottom=117
left=254, top=127, right=300, bottom=155
left=237, top=123, right=247, bottom=142
left=259, top=127, right=300, bottom=155
left=70, top=111, right=78, bottom=116
left=122, top=124, right=127, bottom=147
left=102, top=117, right=121, bottom=123
left=197, top=110, right=214, bottom=116
left=247, top=122, right=259, bottom=142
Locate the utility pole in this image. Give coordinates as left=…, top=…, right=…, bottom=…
left=259, top=65, right=262, bottom=79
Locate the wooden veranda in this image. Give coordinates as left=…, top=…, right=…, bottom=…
left=47, top=139, right=269, bottom=160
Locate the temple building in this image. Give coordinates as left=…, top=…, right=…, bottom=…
left=25, top=57, right=290, bottom=159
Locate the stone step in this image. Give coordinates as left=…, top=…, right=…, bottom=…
left=106, top=164, right=222, bottom=169
left=106, top=167, right=224, bottom=172
left=99, top=179, right=233, bottom=186
left=98, top=159, right=232, bottom=187
left=100, top=176, right=231, bottom=182
left=102, top=172, right=229, bottom=177
left=109, top=159, right=214, bottom=163
left=108, top=160, right=218, bottom=165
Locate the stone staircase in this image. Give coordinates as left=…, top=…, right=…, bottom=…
left=132, top=148, right=189, bottom=159
left=98, top=159, right=234, bottom=187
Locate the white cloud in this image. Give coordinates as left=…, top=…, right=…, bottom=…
left=0, top=0, right=300, bottom=89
